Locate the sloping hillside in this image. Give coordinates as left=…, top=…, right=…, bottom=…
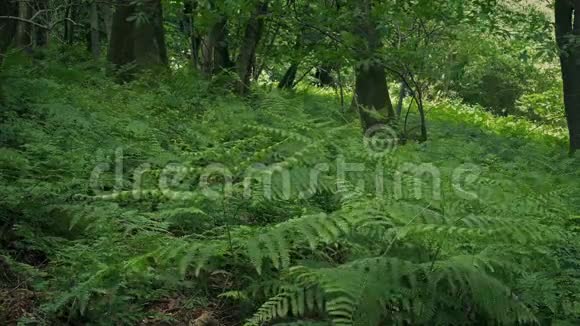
left=1, top=52, right=579, bottom=325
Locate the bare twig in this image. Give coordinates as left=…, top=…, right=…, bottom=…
left=0, top=16, right=48, bottom=29
left=0, top=16, right=82, bottom=30
left=292, top=66, right=313, bottom=88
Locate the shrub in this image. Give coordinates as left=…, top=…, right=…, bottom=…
left=516, top=84, right=566, bottom=126
left=441, top=34, right=553, bottom=116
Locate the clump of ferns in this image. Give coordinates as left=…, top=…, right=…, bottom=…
left=244, top=251, right=537, bottom=325
left=82, top=123, right=562, bottom=325
left=234, top=195, right=552, bottom=324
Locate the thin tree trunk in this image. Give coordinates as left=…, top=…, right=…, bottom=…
left=100, top=3, right=113, bottom=42
left=293, top=66, right=313, bottom=87
left=396, top=81, right=406, bottom=118
left=64, top=2, right=71, bottom=43
left=353, top=0, right=395, bottom=131
left=184, top=0, right=201, bottom=68
left=337, top=67, right=345, bottom=112
left=90, top=1, right=100, bottom=59
left=555, top=0, right=580, bottom=153
left=416, top=89, right=427, bottom=141
left=201, top=35, right=211, bottom=74
left=235, top=1, right=268, bottom=95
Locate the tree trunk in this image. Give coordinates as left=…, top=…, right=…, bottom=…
left=555, top=0, right=580, bottom=153
left=108, top=1, right=134, bottom=69
left=134, top=0, right=167, bottom=67
left=338, top=68, right=345, bottom=111
left=278, top=63, right=299, bottom=89
left=354, top=63, right=395, bottom=131
left=202, top=16, right=233, bottom=75
left=278, top=35, right=302, bottom=89
left=108, top=0, right=167, bottom=76
left=15, top=0, right=31, bottom=48
left=90, top=1, right=100, bottom=59
left=0, top=0, right=18, bottom=104
left=64, top=0, right=76, bottom=45
left=0, top=0, right=18, bottom=55
left=253, top=21, right=281, bottom=81
left=184, top=0, right=201, bottom=68
left=100, top=3, right=113, bottom=42
left=28, top=0, right=49, bottom=47
left=396, top=81, right=406, bottom=118
left=315, top=65, right=334, bottom=87
left=416, top=88, right=427, bottom=141
left=353, top=0, right=395, bottom=131
left=235, top=1, right=268, bottom=95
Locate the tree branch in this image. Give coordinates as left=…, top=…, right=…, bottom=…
left=0, top=16, right=82, bottom=30
left=0, top=16, right=48, bottom=30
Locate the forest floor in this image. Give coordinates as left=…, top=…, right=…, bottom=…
left=1, top=53, right=580, bottom=325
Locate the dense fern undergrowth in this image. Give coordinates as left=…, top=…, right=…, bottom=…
left=1, top=52, right=580, bottom=325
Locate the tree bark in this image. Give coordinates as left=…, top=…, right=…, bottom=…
left=134, top=0, right=167, bottom=67
left=202, top=16, right=233, bottom=75
left=0, top=0, right=17, bottom=104
left=108, top=0, right=167, bottom=76
left=32, top=0, right=49, bottom=47
left=337, top=67, right=345, bottom=111
left=354, top=63, right=395, bottom=131
left=315, top=65, right=334, bottom=87
left=0, top=0, right=18, bottom=55
left=235, top=1, right=268, bottom=95
left=416, top=87, right=427, bottom=141
left=279, top=63, right=299, bottom=89
left=253, top=21, right=279, bottom=81
left=555, top=0, right=580, bottom=153
left=108, top=1, right=134, bottom=68
left=90, top=1, right=100, bottom=59
left=183, top=0, right=201, bottom=68
left=64, top=0, right=76, bottom=45
left=100, top=3, right=113, bottom=42
left=15, top=0, right=31, bottom=48
left=352, top=0, right=395, bottom=132
left=278, top=35, right=302, bottom=89
left=395, top=81, right=406, bottom=118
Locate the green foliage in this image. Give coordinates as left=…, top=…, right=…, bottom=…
left=516, top=83, right=566, bottom=126
left=441, top=34, right=551, bottom=116
left=1, top=34, right=579, bottom=326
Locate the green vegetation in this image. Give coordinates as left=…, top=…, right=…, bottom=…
left=1, top=0, right=580, bottom=325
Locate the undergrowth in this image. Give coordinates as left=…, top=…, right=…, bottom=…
left=1, top=51, right=579, bottom=325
